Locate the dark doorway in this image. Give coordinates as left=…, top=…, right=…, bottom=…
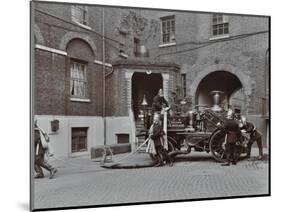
left=132, top=72, right=163, bottom=118
left=195, top=71, right=243, bottom=109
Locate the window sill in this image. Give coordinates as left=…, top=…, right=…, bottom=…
left=158, top=42, right=177, bottom=48
left=209, top=34, right=230, bottom=40
left=71, top=151, right=89, bottom=158
left=73, top=20, right=92, bottom=30
left=70, top=97, right=91, bottom=103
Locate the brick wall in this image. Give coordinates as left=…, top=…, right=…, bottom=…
left=33, top=2, right=269, bottom=117
left=33, top=2, right=105, bottom=116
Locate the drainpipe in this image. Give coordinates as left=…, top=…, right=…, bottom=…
left=102, top=8, right=106, bottom=146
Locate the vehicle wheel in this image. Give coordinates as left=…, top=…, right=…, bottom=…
left=167, top=137, right=175, bottom=152
left=209, top=129, right=227, bottom=162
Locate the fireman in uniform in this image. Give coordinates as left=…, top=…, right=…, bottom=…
left=220, top=109, right=241, bottom=166
left=147, top=113, right=173, bottom=167
left=240, top=116, right=263, bottom=160
left=152, top=89, right=170, bottom=115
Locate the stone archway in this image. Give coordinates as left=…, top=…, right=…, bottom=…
left=195, top=71, right=243, bottom=110
left=59, top=31, right=97, bottom=53
left=189, top=64, right=254, bottom=114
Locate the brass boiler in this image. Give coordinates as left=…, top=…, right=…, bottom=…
left=186, top=109, right=195, bottom=132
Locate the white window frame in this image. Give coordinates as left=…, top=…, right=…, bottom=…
left=160, top=15, right=176, bottom=45
left=211, top=14, right=229, bottom=38
left=70, top=60, right=88, bottom=100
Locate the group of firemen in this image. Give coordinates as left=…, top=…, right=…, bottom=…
left=33, top=89, right=264, bottom=179
left=146, top=89, right=264, bottom=167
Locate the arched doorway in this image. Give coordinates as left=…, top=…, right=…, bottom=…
left=132, top=72, right=163, bottom=118
left=195, top=71, right=244, bottom=110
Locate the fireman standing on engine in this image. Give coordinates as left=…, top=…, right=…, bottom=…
left=152, top=89, right=170, bottom=115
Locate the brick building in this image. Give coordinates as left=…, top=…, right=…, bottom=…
left=32, top=2, right=269, bottom=157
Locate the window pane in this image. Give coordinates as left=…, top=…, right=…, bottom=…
left=161, top=16, right=175, bottom=43
left=224, top=24, right=229, bottom=34
left=70, top=61, right=87, bottom=98
left=213, top=29, right=218, bottom=35
left=162, top=21, right=166, bottom=33
left=212, top=15, right=229, bottom=36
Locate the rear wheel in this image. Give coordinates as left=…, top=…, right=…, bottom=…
left=209, top=129, right=227, bottom=162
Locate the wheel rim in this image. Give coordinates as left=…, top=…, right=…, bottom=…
left=210, top=129, right=227, bottom=162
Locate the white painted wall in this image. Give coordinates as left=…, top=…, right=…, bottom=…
left=105, top=116, right=132, bottom=145
left=34, top=115, right=133, bottom=158
left=34, top=115, right=104, bottom=157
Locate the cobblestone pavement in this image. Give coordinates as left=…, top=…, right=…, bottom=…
left=33, top=148, right=269, bottom=210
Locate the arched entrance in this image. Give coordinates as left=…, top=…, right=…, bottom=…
left=132, top=72, right=163, bottom=118
left=195, top=71, right=245, bottom=110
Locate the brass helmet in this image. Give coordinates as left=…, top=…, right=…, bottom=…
left=226, top=109, right=234, bottom=119
left=158, top=89, right=164, bottom=97
left=241, top=115, right=247, bottom=125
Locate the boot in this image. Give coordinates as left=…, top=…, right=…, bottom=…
left=257, top=155, right=263, bottom=160
left=221, top=162, right=230, bottom=166
left=49, top=168, right=57, bottom=179
left=35, top=173, right=44, bottom=179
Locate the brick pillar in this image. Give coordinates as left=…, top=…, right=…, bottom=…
left=125, top=72, right=134, bottom=112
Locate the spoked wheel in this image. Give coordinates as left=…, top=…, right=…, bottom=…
left=209, top=129, right=227, bottom=162
left=149, top=138, right=175, bottom=162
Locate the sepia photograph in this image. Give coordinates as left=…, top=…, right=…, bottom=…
left=30, top=1, right=270, bottom=211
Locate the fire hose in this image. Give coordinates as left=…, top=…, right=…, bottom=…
left=101, top=137, right=151, bottom=168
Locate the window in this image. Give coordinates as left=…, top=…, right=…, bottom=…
left=161, top=16, right=175, bottom=44
left=212, top=14, right=229, bottom=36
left=71, top=127, right=88, bottom=153
left=71, top=5, right=88, bottom=25
left=116, top=134, right=130, bottom=144
left=70, top=60, right=87, bottom=98
left=133, top=38, right=140, bottom=56
left=181, top=74, right=187, bottom=97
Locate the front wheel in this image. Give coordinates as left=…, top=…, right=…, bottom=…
left=209, top=129, right=227, bottom=162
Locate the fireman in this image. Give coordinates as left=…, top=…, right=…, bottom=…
left=220, top=109, right=241, bottom=166
left=240, top=116, right=263, bottom=160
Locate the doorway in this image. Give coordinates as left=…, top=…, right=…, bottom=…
left=132, top=72, right=163, bottom=118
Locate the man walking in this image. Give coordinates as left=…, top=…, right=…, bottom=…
left=34, top=121, right=57, bottom=179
